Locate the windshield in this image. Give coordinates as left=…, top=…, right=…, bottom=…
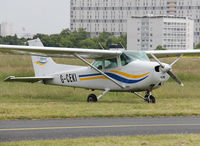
left=122, top=51, right=150, bottom=62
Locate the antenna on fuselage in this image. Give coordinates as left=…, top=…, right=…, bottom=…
left=98, top=42, right=105, bottom=50
left=120, top=42, right=127, bottom=50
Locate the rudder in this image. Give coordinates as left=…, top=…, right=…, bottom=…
left=28, top=38, right=58, bottom=76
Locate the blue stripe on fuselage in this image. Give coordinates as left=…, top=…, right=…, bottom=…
left=79, top=72, right=148, bottom=84
left=105, top=73, right=148, bottom=84
left=79, top=73, right=101, bottom=78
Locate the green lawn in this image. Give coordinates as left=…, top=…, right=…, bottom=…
left=1, top=134, right=200, bottom=146
left=0, top=55, right=200, bottom=120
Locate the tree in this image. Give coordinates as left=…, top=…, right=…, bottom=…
left=60, top=29, right=71, bottom=37
left=79, top=38, right=98, bottom=49
left=33, top=34, right=46, bottom=40
left=155, top=45, right=167, bottom=50
left=0, top=28, right=127, bottom=50
left=40, top=34, right=52, bottom=47
left=49, top=34, right=61, bottom=47
left=76, top=28, right=90, bottom=41
left=59, top=37, right=74, bottom=48
left=195, top=43, right=200, bottom=49
left=0, top=36, right=3, bottom=44
left=91, top=37, right=103, bottom=49
left=118, top=34, right=127, bottom=49
left=1, top=35, right=26, bottom=45
left=94, top=32, right=113, bottom=49
left=98, top=32, right=112, bottom=42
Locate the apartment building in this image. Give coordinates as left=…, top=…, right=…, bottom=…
left=0, top=22, right=14, bottom=37
left=70, top=0, right=200, bottom=45
left=127, top=16, right=194, bottom=50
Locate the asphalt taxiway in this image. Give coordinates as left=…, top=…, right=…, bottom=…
left=0, top=117, right=200, bottom=142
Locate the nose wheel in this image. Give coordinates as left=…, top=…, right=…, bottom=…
left=133, top=92, right=156, bottom=104
left=144, top=85, right=156, bottom=103
left=144, top=94, right=156, bottom=103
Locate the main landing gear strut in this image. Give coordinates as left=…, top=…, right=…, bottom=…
left=87, top=88, right=110, bottom=102
left=87, top=87, right=156, bottom=103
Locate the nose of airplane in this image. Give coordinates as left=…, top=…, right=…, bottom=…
left=153, top=62, right=183, bottom=87
left=151, top=54, right=184, bottom=86
left=160, top=63, right=172, bottom=73
left=150, top=63, right=170, bottom=87
left=154, top=63, right=171, bottom=73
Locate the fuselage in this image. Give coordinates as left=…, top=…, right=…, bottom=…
left=46, top=60, right=170, bottom=92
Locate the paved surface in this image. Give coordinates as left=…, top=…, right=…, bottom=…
left=0, top=117, right=200, bottom=142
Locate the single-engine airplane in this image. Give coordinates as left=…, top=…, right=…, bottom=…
left=0, top=38, right=200, bottom=103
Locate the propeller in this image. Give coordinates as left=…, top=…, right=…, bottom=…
left=151, top=53, right=184, bottom=87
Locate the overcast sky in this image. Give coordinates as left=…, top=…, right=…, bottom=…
left=0, top=0, right=70, bottom=35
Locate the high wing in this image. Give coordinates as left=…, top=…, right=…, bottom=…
left=145, top=50, right=200, bottom=58
left=0, top=44, right=122, bottom=59
left=1, top=44, right=200, bottom=59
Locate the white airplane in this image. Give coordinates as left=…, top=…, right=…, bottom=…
left=0, top=38, right=200, bottom=103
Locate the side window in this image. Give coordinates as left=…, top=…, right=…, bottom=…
left=93, top=60, right=103, bottom=70
left=104, top=58, right=118, bottom=69
left=120, top=53, right=132, bottom=66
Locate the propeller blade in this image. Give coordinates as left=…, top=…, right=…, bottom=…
left=170, top=54, right=183, bottom=67
left=150, top=53, right=165, bottom=68
left=167, top=70, right=184, bottom=87
left=151, top=53, right=184, bottom=86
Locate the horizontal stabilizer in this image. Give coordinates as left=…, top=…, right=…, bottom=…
left=4, top=76, right=53, bottom=83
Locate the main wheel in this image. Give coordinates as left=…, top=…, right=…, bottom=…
left=87, top=94, right=97, bottom=102
left=144, top=95, right=156, bottom=103
left=149, top=95, right=156, bottom=103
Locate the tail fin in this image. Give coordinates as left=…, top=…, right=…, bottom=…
left=28, top=38, right=58, bottom=76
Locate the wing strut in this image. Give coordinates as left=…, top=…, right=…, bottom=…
left=74, top=54, right=125, bottom=89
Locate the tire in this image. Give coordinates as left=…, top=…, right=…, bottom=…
left=149, top=95, right=156, bottom=103
left=144, top=95, right=156, bottom=103
left=87, top=94, right=97, bottom=102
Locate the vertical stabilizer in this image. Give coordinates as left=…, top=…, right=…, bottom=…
left=28, top=38, right=58, bottom=76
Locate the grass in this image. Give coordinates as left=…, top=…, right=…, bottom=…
left=0, top=55, right=200, bottom=120
left=1, top=134, right=200, bottom=145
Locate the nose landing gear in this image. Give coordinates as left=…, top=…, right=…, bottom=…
left=134, top=85, right=156, bottom=103
left=144, top=94, right=156, bottom=103
left=134, top=92, right=156, bottom=103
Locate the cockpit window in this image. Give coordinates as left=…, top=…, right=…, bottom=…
left=104, top=58, right=118, bottom=69
left=120, top=53, right=132, bottom=66
left=93, top=51, right=149, bottom=69
left=93, top=60, right=103, bottom=70
left=93, top=58, right=118, bottom=70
